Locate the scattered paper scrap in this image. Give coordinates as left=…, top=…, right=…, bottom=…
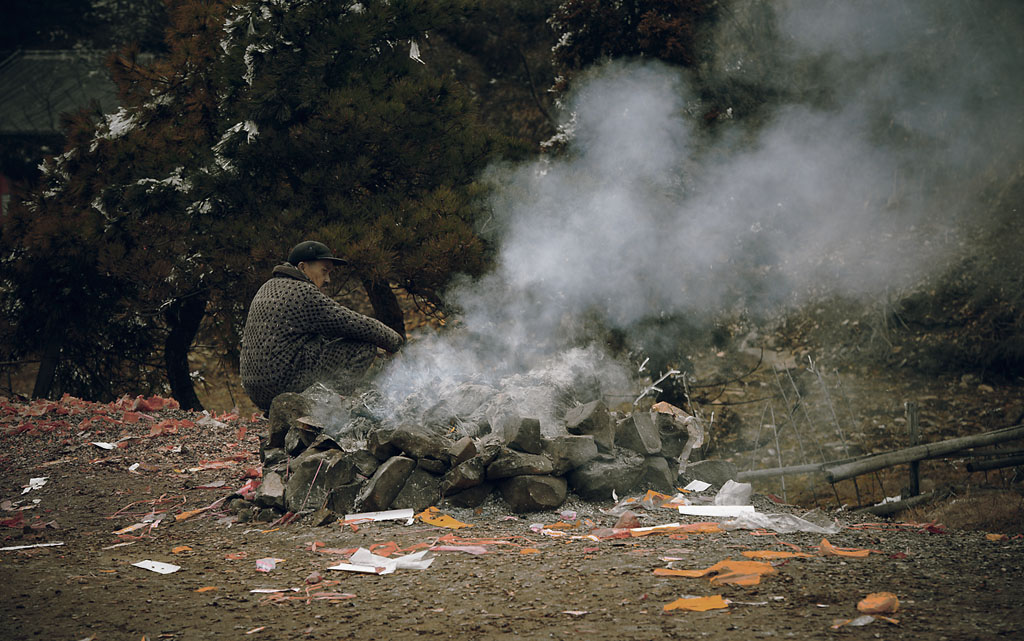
left=250, top=588, right=301, bottom=593
left=655, top=560, right=777, bottom=586
left=678, top=505, right=756, bottom=517
left=858, top=592, right=899, bottom=614
left=255, top=557, right=284, bottom=572
left=416, top=506, right=473, bottom=529
left=664, top=594, right=729, bottom=612
left=91, top=442, right=117, bottom=450
left=831, top=615, right=900, bottom=629
left=683, top=480, right=712, bottom=492
left=22, top=477, right=48, bottom=495
left=742, top=550, right=814, bottom=560
left=819, top=539, right=876, bottom=558
left=328, top=547, right=434, bottom=575
left=343, top=508, right=415, bottom=525
left=0, top=542, right=65, bottom=552
left=131, top=560, right=180, bottom=574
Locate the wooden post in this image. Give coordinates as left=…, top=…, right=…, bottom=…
left=906, top=401, right=920, bottom=497
left=822, top=424, right=1024, bottom=482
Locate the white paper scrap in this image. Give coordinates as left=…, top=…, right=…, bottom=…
left=132, top=560, right=180, bottom=574
left=629, top=523, right=681, bottom=534
left=678, top=505, right=756, bottom=517
left=91, top=442, right=117, bottom=450
left=326, top=562, right=390, bottom=575
left=250, top=587, right=301, bottom=594
left=0, top=542, right=65, bottom=552
left=343, top=508, right=414, bottom=523
left=328, top=547, right=434, bottom=575
left=22, top=477, right=48, bottom=495
left=683, top=480, right=712, bottom=492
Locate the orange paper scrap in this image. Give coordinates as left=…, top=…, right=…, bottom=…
left=416, top=506, right=473, bottom=529
left=858, top=592, right=900, bottom=614
left=655, top=559, right=776, bottom=586
left=819, top=539, right=876, bottom=558
left=742, top=550, right=813, bottom=560
left=663, top=594, right=729, bottom=612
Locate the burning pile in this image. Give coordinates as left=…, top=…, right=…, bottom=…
left=243, top=383, right=705, bottom=520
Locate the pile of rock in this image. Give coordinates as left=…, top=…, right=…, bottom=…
left=242, top=389, right=705, bottom=520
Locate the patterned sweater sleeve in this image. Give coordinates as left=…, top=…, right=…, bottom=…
left=297, top=284, right=404, bottom=352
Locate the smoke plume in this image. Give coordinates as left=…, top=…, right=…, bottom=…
left=376, top=0, right=1024, bottom=422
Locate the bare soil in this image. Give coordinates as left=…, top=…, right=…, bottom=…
left=1, top=360, right=1022, bottom=641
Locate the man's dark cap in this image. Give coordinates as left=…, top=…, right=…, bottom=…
left=287, top=240, right=347, bottom=266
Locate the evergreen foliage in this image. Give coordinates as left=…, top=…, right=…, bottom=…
left=2, top=0, right=507, bottom=405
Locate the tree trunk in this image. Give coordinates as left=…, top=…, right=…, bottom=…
left=31, top=334, right=62, bottom=399
left=164, top=293, right=207, bottom=411
left=361, top=278, right=406, bottom=340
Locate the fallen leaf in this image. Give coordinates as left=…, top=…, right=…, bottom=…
left=663, top=594, right=729, bottom=612
left=519, top=548, right=541, bottom=555
left=195, top=586, right=217, bottom=593
left=985, top=533, right=1008, bottom=542
left=172, top=545, right=193, bottom=554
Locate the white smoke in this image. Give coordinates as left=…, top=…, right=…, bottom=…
left=376, top=0, right=1023, bottom=420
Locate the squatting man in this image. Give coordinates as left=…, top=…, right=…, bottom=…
left=240, top=240, right=404, bottom=411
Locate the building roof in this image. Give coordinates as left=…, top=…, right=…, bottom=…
left=0, top=50, right=121, bottom=135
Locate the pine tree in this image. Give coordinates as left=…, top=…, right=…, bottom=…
left=2, top=0, right=509, bottom=404
left=214, top=0, right=501, bottom=336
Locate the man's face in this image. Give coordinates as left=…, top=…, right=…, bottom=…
left=299, top=259, right=333, bottom=289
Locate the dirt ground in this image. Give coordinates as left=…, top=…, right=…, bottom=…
left=1, top=361, right=1022, bottom=641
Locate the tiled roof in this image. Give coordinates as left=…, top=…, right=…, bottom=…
left=0, top=50, right=121, bottom=135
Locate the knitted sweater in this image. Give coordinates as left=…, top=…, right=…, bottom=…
left=240, top=264, right=404, bottom=409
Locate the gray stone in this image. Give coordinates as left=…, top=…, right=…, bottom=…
left=354, top=456, right=416, bottom=512
left=564, top=400, right=615, bottom=452
left=475, top=436, right=505, bottom=466
left=310, top=507, right=338, bottom=527
left=389, top=426, right=453, bottom=461
left=262, top=447, right=287, bottom=468
left=348, top=450, right=380, bottom=478
left=285, top=425, right=316, bottom=456
left=366, top=428, right=398, bottom=461
left=445, top=482, right=494, bottom=508
left=441, top=457, right=486, bottom=495
left=655, top=412, right=688, bottom=459
left=449, top=436, right=477, bottom=466
left=486, top=449, right=554, bottom=480
left=417, top=457, right=448, bottom=475
left=308, top=432, right=342, bottom=452
left=285, top=449, right=356, bottom=513
left=567, top=450, right=645, bottom=501
left=542, top=434, right=599, bottom=475
left=391, top=468, right=442, bottom=512
left=326, top=481, right=362, bottom=515
left=641, top=456, right=675, bottom=493
left=266, top=392, right=314, bottom=449
left=508, top=418, right=543, bottom=454
left=254, top=471, right=286, bottom=510
left=685, top=460, right=739, bottom=488
left=615, top=411, right=662, bottom=455
left=500, top=475, right=568, bottom=513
